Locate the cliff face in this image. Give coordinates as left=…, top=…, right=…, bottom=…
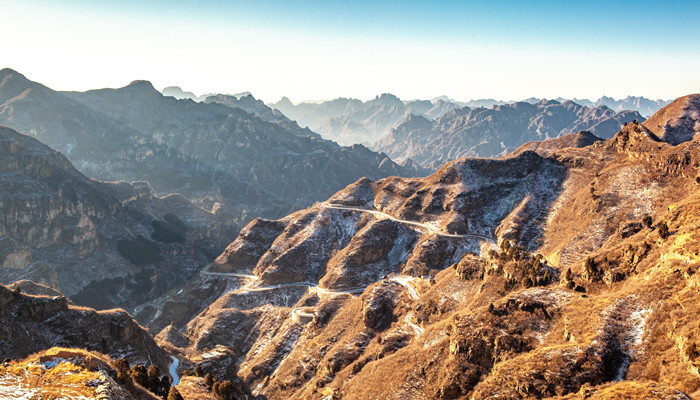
left=0, top=126, right=237, bottom=310
left=374, top=100, right=644, bottom=169
left=152, top=97, right=700, bottom=399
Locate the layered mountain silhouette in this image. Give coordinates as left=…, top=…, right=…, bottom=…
left=271, top=93, right=462, bottom=145
left=145, top=94, right=700, bottom=399
left=270, top=94, right=667, bottom=147
left=0, top=69, right=425, bottom=226
left=374, top=99, right=645, bottom=169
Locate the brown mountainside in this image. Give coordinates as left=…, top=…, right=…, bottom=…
left=152, top=95, right=700, bottom=399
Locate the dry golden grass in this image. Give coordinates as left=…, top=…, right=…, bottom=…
left=175, top=376, right=217, bottom=400
left=0, top=348, right=102, bottom=399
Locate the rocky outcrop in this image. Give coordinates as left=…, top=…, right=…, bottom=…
left=0, top=283, right=170, bottom=371
left=0, top=348, right=161, bottom=400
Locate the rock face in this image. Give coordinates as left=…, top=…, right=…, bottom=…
left=0, top=125, right=236, bottom=310
left=374, top=100, right=644, bottom=169
left=0, top=68, right=425, bottom=227
left=153, top=95, right=700, bottom=399
left=0, top=283, right=170, bottom=371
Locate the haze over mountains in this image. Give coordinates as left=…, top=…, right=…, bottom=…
left=161, top=85, right=667, bottom=147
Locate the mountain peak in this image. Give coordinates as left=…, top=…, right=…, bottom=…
left=0, top=68, right=30, bottom=84
left=126, top=79, right=156, bottom=90
left=643, top=93, right=700, bottom=145
left=0, top=67, right=21, bottom=77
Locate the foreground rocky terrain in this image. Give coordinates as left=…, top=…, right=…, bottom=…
left=0, top=283, right=170, bottom=371
left=0, top=348, right=161, bottom=400
left=0, top=125, right=237, bottom=310
left=0, top=68, right=424, bottom=226
left=375, top=99, right=644, bottom=168
left=145, top=94, right=700, bottom=399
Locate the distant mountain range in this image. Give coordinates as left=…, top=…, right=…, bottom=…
left=269, top=93, right=460, bottom=145
left=0, top=69, right=425, bottom=227
left=266, top=94, right=668, bottom=146
left=374, top=99, right=645, bottom=169
left=159, top=86, right=669, bottom=148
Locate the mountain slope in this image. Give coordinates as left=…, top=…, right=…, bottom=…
left=0, top=125, right=236, bottom=310
left=155, top=96, right=700, bottom=399
left=642, top=93, right=700, bottom=145
left=374, top=99, right=644, bottom=169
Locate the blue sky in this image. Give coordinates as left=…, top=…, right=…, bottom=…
left=3, top=0, right=699, bottom=102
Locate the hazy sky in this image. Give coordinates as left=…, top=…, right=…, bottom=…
left=3, top=0, right=700, bottom=103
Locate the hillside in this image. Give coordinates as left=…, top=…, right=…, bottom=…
left=0, top=125, right=236, bottom=310
left=148, top=95, right=700, bottom=399
left=63, top=78, right=426, bottom=220
left=374, top=99, right=644, bottom=169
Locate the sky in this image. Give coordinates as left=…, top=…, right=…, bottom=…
left=2, top=0, right=700, bottom=103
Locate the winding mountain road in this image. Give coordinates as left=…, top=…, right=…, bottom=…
left=322, top=202, right=498, bottom=249
left=199, top=202, right=497, bottom=328
left=200, top=264, right=361, bottom=295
